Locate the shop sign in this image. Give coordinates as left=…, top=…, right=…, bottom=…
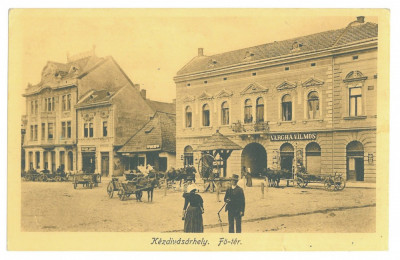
left=270, top=132, right=317, bottom=141
left=146, top=144, right=160, bottom=149
left=81, top=147, right=96, bottom=152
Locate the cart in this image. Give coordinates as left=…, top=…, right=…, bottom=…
left=296, top=172, right=346, bottom=191
left=72, top=173, right=101, bottom=189
left=107, top=177, right=156, bottom=201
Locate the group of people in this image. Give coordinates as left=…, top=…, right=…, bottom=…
left=182, top=174, right=245, bottom=233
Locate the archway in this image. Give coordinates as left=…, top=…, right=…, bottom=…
left=241, top=143, right=267, bottom=176
left=280, top=143, right=294, bottom=173
left=306, top=142, right=321, bottom=174
left=346, top=141, right=364, bottom=181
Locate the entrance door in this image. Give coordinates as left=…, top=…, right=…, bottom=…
left=159, top=157, right=167, bottom=172
left=82, top=152, right=96, bottom=173
left=355, top=158, right=364, bottom=181
left=51, top=151, right=56, bottom=173
left=101, top=152, right=110, bottom=177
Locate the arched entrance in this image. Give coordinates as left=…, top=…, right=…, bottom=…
left=241, top=143, right=267, bottom=176
left=346, top=141, right=364, bottom=181
left=184, top=145, right=194, bottom=167
left=306, top=142, right=321, bottom=174
left=280, top=143, right=294, bottom=173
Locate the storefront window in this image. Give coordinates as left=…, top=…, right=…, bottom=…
left=221, top=102, right=229, bottom=125
left=282, top=94, right=292, bottom=121
left=256, top=97, right=264, bottom=122
left=184, top=145, right=194, bottom=167
left=185, top=106, right=192, bottom=128
left=202, top=104, right=210, bottom=126
left=244, top=99, right=253, bottom=123
left=307, top=91, right=320, bottom=119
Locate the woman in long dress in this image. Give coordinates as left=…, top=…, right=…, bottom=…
left=182, top=184, right=204, bottom=233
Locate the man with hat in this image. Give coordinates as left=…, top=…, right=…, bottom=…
left=224, top=174, right=245, bottom=233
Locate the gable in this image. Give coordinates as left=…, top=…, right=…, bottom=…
left=215, top=89, right=233, bottom=98
left=302, top=78, right=324, bottom=88
left=276, top=81, right=297, bottom=91
left=183, top=95, right=196, bottom=103
left=198, top=91, right=213, bottom=100
left=241, top=83, right=268, bottom=95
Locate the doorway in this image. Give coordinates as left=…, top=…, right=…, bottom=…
left=346, top=141, right=364, bottom=181
left=280, top=143, right=294, bottom=173
left=82, top=152, right=96, bottom=173
left=241, top=142, right=267, bottom=176
left=101, top=152, right=110, bottom=177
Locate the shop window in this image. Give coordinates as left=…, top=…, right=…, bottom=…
left=48, top=123, right=54, bottom=139
left=184, top=145, right=194, bottom=167
left=282, top=94, right=292, bottom=121
left=306, top=142, right=321, bottom=174
left=244, top=99, right=253, bottom=123
left=35, top=151, right=40, bottom=169
left=103, top=121, right=108, bottom=137
left=346, top=141, right=364, bottom=181
left=185, top=106, right=192, bottom=128
left=89, top=123, right=94, bottom=137
left=221, top=101, right=229, bottom=125
left=349, top=87, right=362, bottom=116
left=307, top=91, right=320, bottom=119
left=202, top=104, right=210, bottom=127
left=138, top=157, right=145, bottom=166
left=256, top=97, right=264, bottom=122
left=84, top=123, right=88, bottom=138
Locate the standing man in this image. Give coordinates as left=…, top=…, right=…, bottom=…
left=224, top=174, right=245, bottom=233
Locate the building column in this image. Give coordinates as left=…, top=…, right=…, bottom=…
left=55, top=149, right=60, bottom=170
left=25, top=150, right=30, bottom=171
left=96, top=150, right=101, bottom=174
left=40, top=151, right=45, bottom=170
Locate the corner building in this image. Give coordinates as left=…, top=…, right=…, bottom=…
left=174, top=19, right=377, bottom=182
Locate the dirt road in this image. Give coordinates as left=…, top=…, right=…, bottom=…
left=21, top=179, right=375, bottom=232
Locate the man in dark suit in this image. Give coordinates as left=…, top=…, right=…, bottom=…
left=224, top=174, right=245, bottom=233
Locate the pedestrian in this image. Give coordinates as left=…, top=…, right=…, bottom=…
left=182, top=184, right=204, bottom=233
left=246, top=168, right=253, bottom=187
left=224, top=174, right=245, bottom=233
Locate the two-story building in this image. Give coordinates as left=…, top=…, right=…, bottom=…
left=174, top=17, right=377, bottom=182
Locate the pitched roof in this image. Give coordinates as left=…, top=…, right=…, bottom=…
left=145, top=100, right=176, bottom=114
left=118, top=112, right=176, bottom=153
left=75, top=89, right=116, bottom=107
left=195, top=130, right=242, bottom=151
left=176, top=22, right=378, bottom=76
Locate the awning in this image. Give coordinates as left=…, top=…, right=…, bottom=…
left=195, top=130, right=242, bottom=151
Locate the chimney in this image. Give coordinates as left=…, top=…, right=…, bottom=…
left=140, top=89, right=147, bottom=100
left=198, top=48, right=204, bottom=56
left=357, top=16, right=365, bottom=23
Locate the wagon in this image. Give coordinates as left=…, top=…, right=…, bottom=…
left=72, top=173, right=101, bottom=189
left=107, top=177, right=157, bottom=201
left=296, top=172, right=346, bottom=191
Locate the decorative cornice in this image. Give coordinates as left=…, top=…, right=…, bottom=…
left=343, top=70, right=368, bottom=83
left=302, top=78, right=325, bottom=88
left=198, top=91, right=213, bottom=100
left=182, top=95, right=196, bottom=103
left=276, top=81, right=297, bottom=91
left=240, top=83, right=268, bottom=95
left=215, top=89, right=233, bottom=98
left=82, top=112, right=96, bottom=122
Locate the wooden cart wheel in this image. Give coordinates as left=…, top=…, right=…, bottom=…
left=324, top=178, right=335, bottom=191
left=198, top=154, right=214, bottom=179
left=107, top=182, right=114, bottom=198
left=335, top=177, right=346, bottom=191
left=74, top=182, right=77, bottom=189
left=297, top=177, right=306, bottom=188
left=304, top=181, right=309, bottom=187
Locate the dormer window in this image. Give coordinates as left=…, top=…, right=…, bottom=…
left=244, top=51, right=255, bottom=61
left=291, top=41, right=303, bottom=52
left=208, top=59, right=217, bottom=68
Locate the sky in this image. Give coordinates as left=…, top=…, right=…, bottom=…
left=10, top=10, right=378, bottom=112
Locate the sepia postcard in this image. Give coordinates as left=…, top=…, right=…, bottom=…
left=7, top=8, right=390, bottom=251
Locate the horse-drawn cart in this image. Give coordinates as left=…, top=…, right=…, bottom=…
left=72, top=173, right=101, bottom=189
left=107, top=176, right=158, bottom=201
left=296, top=172, right=346, bottom=191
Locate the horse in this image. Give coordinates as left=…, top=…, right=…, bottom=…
left=135, top=177, right=159, bottom=202
left=263, top=169, right=291, bottom=187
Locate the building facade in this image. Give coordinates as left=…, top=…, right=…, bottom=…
left=22, top=48, right=171, bottom=176
left=174, top=18, right=377, bottom=182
